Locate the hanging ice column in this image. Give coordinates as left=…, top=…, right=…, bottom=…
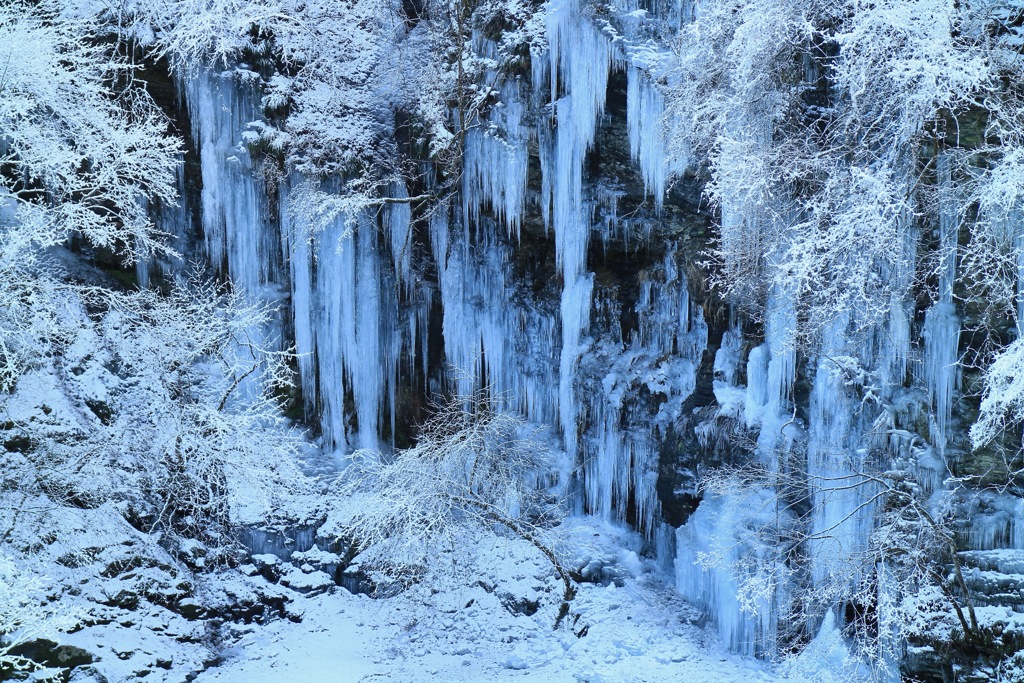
left=448, top=73, right=563, bottom=422
left=805, top=315, right=880, bottom=590
left=1016, top=204, right=1024, bottom=336
left=314, top=210, right=392, bottom=451
left=743, top=285, right=799, bottom=461
left=922, top=153, right=961, bottom=454
left=183, top=68, right=279, bottom=295
left=280, top=181, right=316, bottom=421
left=280, top=177, right=406, bottom=452
left=676, top=287, right=793, bottom=655
left=1015, top=204, right=1024, bottom=336
left=462, top=78, right=529, bottom=239
left=137, top=158, right=192, bottom=288
left=675, top=283, right=795, bottom=656
left=583, top=250, right=707, bottom=534
left=626, top=63, right=681, bottom=212
left=429, top=208, right=560, bottom=425
left=675, top=490, right=786, bottom=657
left=538, top=0, right=612, bottom=458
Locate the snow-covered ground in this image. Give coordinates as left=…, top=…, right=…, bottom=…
left=196, top=576, right=852, bottom=683
left=203, top=586, right=711, bottom=682
left=195, top=522, right=858, bottom=683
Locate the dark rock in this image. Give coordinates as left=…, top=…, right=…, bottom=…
left=173, top=599, right=207, bottom=621
left=68, top=665, right=110, bottom=683
left=6, top=639, right=95, bottom=671
left=101, top=590, right=140, bottom=611
left=85, top=400, right=112, bottom=425
left=498, top=592, right=540, bottom=616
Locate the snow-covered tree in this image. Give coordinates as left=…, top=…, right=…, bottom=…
left=0, top=0, right=181, bottom=390
left=2, top=275, right=309, bottom=556
left=0, top=0, right=180, bottom=260
left=0, top=555, right=59, bottom=675
left=96, top=278, right=307, bottom=549
left=666, top=0, right=992, bottom=340
left=332, top=390, right=578, bottom=626
left=0, top=7, right=314, bottom=674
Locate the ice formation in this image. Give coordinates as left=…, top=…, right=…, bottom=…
left=167, top=0, right=999, bottom=664
left=627, top=65, right=669, bottom=210
left=922, top=153, right=961, bottom=454
left=183, top=69, right=279, bottom=296
left=170, top=12, right=724, bottom=646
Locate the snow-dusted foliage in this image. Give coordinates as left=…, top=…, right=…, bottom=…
left=0, top=0, right=179, bottom=391
left=0, top=555, right=63, bottom=674
left=973, top=338, right=1024, bottom=451
left=0, top=3, right=312, bottom=678
left=656, top=0, right=1024, bottom=673
left=100, top=281, right=306, bottom=532
left=330, top=390, right=576, bottom=621
left=0, top=1, right=180, bottom=262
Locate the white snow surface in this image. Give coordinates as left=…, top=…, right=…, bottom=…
left=195, top=584, right=770, bottom=683
left=194, top=523, right=857, bottom=683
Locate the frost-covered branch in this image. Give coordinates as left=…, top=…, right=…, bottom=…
left=331, top=388, right=576, bottom=627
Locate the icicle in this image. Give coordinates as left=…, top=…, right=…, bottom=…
left=936, top=153, right=958, bottom=304
left=388, top=181, right=413, bottom=288
left=957, top=492, right=1024, bottom=551
left=743, top=285, right=798, bottom=464
left=1016, top=204, right=1024, bottom=335
left=308, top=210, right=387, bottom=451
left=744, top=344, right=769, bottom=429
left=923, top=154, right=961, bottom=453
left=352, top=217, right=384, bottom=450
left=462, top=83, right=528, bottom=238
left=626, top=66, right=669, bottom=211
left=181, top=67, right=285, bottom=406
left=922, top=302, right=960, bottom=453
left=135, top=198, right=151, bottom=289
left=182, top=68, right=275, bottom=296
left=580, top=250, right=705, bottom=535
left=715, top=327, right=743, bottom=386
left=432, top=208, right=560, bottom=426
left=280, top=180, right=317, bottom=412
left=677, top=0, right=698, bottom=25
left=582, top=401, right=661, bottom=535
left=137, top=155, right=192, bottom=287
left=1013, top=499, right=1024, bottom=549
left=968, top=511, right=1011, bottom=550
left=886, top=293, right=911, bottom=386
left=594, top=186, right=625, bottom=248
left=538, top=0, right=613, bottom=458
left=313, top=213, right=354, bottom=450
left=805, top=315, right=879, bottom=589
left=765, top=288, right=796, bottom=421
left=536, top=113, right=554, bottom=234
left=558, top=274, right=594, bottom=458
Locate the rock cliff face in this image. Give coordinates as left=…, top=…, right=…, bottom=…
left=155, top=2, right=721, bottom=545
left=140, top=0, right=1024, bottom=677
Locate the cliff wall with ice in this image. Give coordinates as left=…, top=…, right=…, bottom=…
left=139, top=0, right=1024, bottom=677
